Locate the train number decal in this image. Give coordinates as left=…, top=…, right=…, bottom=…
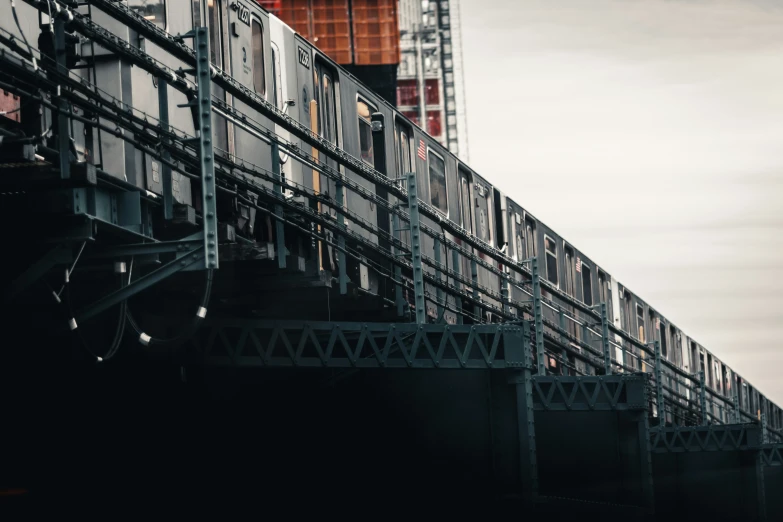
left=298, top=46, right=310, bottom=69
left=237, top=2, right=250, bottom=26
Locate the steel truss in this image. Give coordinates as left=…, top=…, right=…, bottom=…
left=0, top=0, right=780, bottom=443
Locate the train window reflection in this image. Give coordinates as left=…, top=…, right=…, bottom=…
left=428, top=151, right=447, bottom=214
left=357, top=99, right=374, bottom=165
left=129, top=0, right=166, bottom=29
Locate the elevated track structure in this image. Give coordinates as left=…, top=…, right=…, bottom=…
left=0, top=1, right=780, bottom=518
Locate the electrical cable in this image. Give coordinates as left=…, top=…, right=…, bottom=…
left=58, top=259, right=129, bottom=362
left=124, top=262, right=214, bottom=348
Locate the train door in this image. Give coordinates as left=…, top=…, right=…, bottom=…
left=205, top=0, right=230, bottom=158
left=268, top=18, right=295, bottom=199
left=525, top=217, right=537, bottom=259
left=312, top=58, right=340, bottom=271
left=580, top=261, right=593, bottom=307
left=457, top=166, right=474, bottom=296
left=394, top=120, right=413, bottom=249
left=475, top=182, right=492, bottom=247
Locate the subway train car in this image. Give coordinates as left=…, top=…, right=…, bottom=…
left=1, top=0, right=780, bottom=430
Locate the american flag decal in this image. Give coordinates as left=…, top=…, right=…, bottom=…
left=417, top=139, right=427, bottom=161
left=576, top=257, right=581, bottom=273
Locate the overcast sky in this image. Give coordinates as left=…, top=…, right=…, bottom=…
left=460, top=0, right=783, bottom=403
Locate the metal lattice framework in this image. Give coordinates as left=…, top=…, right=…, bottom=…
left=0, top=0, right=780, bottom=445
left=532, top=375, right=649, bottom=411
left=649, top=424, right=762, bottom=453
left=759, top=445, right=783, bottom=467
left=188, top=319, right=529, bottom=369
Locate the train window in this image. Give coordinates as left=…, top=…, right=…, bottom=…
left=129, top=0, right=166, bottom=29
left=660, top=320, right=668, bottom=359
left=564, top=246, right=575, bottom=296
left=313, top=62, right=338, bottom=145
left=620, top=290, right=631, bottom=334
left=714, top=361, right=722, bottom=393
left=428, top=151, right=448, bottom=214
left=636, top=305, right=645, bottom=343
left=514, top=218, right=524, bottom=261
left=672, top=326, right=681, bottom=366
left=251, top=20, right=266, bottom=95
left=544, top=236, right=558, bottom=286
left=581, top=263, right=593, bottom=306
left=395, top=122, right=412, bottom=183
left=525, top=219, right=537, bottom=258
left=207, top=0, right=223, bottom=68
left=357, top=99, right=374, bottom=165
left=458, top=168, right=472, bottom=233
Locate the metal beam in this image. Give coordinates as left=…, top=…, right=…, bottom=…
left=530, top=257, right=546, bottom=375
left=654, top=340, right=664, bottom=421
left=699, top=370, right=708, bottom=425
left=531, top=374, right=649, bottom=411
left=157, top=77, right=174, bottom=220
left=83, top=239, right=201, bottom=258
left=193, top=320, right=524, bottom=369
left=600, top=302, right=612, bottom=375
left=194, top=27, right=218, bottom=270
left=406, top=172, right=425, bottom=324
left=392, top=207, right=404, bottom=317
left=649, top=424, right=763, bottom=453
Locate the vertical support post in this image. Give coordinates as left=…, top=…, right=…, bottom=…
left=558, top=307, right=568, bottom=376
left=637, top=409, right=657, bottom=514
left=654, top=340, right=664, bottom=421
left=699, top=370, right=708, bottom=425
left=335, top=175, right=347, bottom=293
left=451, top=247, right=463, bottom=324
left=530, top=257, right=546, bottom=375
left=270, top=141, right=287, bottom=270
left=733, top=390, right=741, bottom=424
left=406, top=172, right=425, bottom=324
left=434, top=235, right=444, bottom=322
left=157, top=78, right=173, bottom=220
left=761, top=413, right=768, bottom=444
left=600, top=302, right=612, bottom=375
left=508, top=321, right=538, bottom=503
left=756, top=452, right=768, bottom=522
left=470, top=257, right=480, bottom=321
left=392, top=208, right=404, bottom=317
left=501, top=265, right=510, bottom=317
left=53, top=17, right=72, bottom=179
left=194, top=27, right=218, bottom=270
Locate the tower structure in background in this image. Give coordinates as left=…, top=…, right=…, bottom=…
left=258, top=0, right=468, bottom=160
left=397, top=0, right=468, bottom=161
left=258, top=0, right=401, bottom=105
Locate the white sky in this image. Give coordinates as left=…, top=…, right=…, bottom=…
left=460, top=0, right=783, bottom=403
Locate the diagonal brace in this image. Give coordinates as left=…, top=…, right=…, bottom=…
left=76, top=246, right=205, bottom=322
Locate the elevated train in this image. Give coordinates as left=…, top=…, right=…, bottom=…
left=1, top=0, right=780, bottom=430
